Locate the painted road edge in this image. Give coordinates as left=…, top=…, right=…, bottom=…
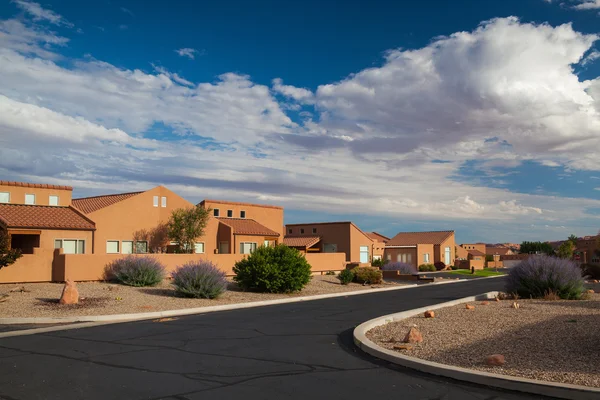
left=353, top=291, right=600, bottom=400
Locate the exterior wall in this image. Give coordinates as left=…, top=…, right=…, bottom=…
left=233, top=234, right=278, bottom=254
left=575, top=237, right=599, bottom=264
left=437, top=234, right=456, bottom=266
left=216, top=222, right=232, bottom=254
left=416, top=243, right=435, bottom=266
left=384, top=247, right=418, bottom=267
left=202, top=200, right=284, bottom=239
left=460, top=243, right=486, bottom=254
left=86, top=186, right=194, bottom=254
left=287, top=223, right=352, bottom=261
left=455, top=245, right=469, bottom=260
left=349, top=224, right=376, bottom=263
left=0, top=248, right=56, bottom=283
left=40, top=229, right=93, bottom=253
left=0, top=184, right=72, bottom=206
left=469, top=256, right=485, bottom=270
left=372, top=240, right=385, bottom=260
left=487, top=261, right=504, bottom=268
left=304, top=253, right=346, bottom=273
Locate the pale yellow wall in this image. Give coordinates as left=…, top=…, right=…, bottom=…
left=0, top=184, right=72, bottom=206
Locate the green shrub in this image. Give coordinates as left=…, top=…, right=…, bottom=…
left=371, top=258, right=386, bottom=268
left=352, top=267, right=383, bottom=284
left=451, top=264, right=459, bottom=270
left=105, top=256, right=166, bottom=287
left=171, top=261, right=227, bottom=299
left=337, top=269, right=354, bottom=285
left=419, top=264, right=436, bottom=272
left=325, top=270, right=336, bottom=275
left=233, top=244, right=312, bottom=293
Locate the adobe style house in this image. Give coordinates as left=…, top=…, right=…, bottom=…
left=385, top=230, right=456, bottom=267
left=284, top=221, right=379, bottom=263
left=573, top=235, right=599, bottom=264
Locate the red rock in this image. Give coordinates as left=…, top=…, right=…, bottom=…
left=403, top=327, right=423, bottom=343
left=59, top=280, right=79, bottom=305
left=587, top=289, right=595, bottom=294
left=481, top=301, right=489, bottom=305
left=424, top=310, right=435, bottom=318
left=485, top=354, right=505, bottom=366
left=393, top=344, right=412, bottom=351
left=465, top=304, right=475, bottom=310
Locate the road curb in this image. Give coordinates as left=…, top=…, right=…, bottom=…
left=353, top=292, right=600, bottom=400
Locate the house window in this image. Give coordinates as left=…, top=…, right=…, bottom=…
left=153, top=196, right=159, bottom=207
left=0, top=192, right=9, bottom=203
left=423, top=253, right=430, bottom=263
left=161, top=196, right=167, bottom=208
left=300, top=228, right=305, bottom=234
left=106, top=241, right=120, bottom=254
left=25, top=194, right=35, bottom=205
left=240, top=210, right=246, bottom=218
left=122, top=241, right=134, bottom=254
left=214, top=209, right=220, bottom=217
left=227, top=210, right=233, bottom=218
left=312, top=228, right=317, bottom=234
left=323, top=243, right=337, bottom=253
left=219, top=241, right=230, bottom=254
left=194, top=242, right=205, bottom=254
left=240, top=242, right=257, bottom=254
left=387, top=254, right=392, bottom=261
left=49, top=195, right=59, bottom=206
left=55, top=239, right=85, bottom=254
left=135, top=241, right=148, bottom=254
left=288, top=228, right=293, bottom=234
left=264, top=240, right=271, bottom=247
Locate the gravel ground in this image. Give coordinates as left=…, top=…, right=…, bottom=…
left=367, top=286, right=600, bottom=388
left=0, top=275, right=408, bottom=318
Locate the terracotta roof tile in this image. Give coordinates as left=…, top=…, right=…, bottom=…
left=0, top=204, right=95, bottom=230
left=367, top=232, right=390, bottom=242
left=201, top=199, right=283, bottom=210
left=283, top=236, right=321, bottom=248
left=468, top=249, right=486, bottom=257
left=72, top=192, right=143, bottom=214
left=387, top=230, right=454, bottom=246
left=217, top=218, right=280, bottom=236
left=0, top=181, right=73, bottom=191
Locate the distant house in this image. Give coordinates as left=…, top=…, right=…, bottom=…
left=385, top=230, right=456, bottom=267
left=485, top=247, right=514, bottom=257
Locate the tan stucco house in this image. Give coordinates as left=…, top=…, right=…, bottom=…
left=384, top=230, right=456, bottom=267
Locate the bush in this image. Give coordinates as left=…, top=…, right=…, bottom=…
left=371, top=258, right=386, bottom=268
left=325, top=270, right=336, bottom=275
left=338, top=269, right=354, bottom=285
left=582, top=263, right=600, bottom=280
left=233, top=244, right=312, bottom=293
left=171, top=261, right=228, bottom=299
left=382, top=262, right=417, bottom=274
left=105, top=256, right=166, bottom=287
left=419, top=263, right=436, bottom=272
left=506, top=255, right=585, bottom=300
left=352, top=267, right=383, bottom=284
left=451, top=264, right=459, bottom=270
left=434, top=261, right=446, bottom=271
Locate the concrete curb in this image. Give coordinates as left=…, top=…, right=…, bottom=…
left=353, top=292, right=600, bottom=400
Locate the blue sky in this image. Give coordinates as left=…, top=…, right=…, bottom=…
left=1, top=0, right=600, bottom=243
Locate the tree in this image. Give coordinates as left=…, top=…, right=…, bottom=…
left=0, top=228, right=22, bottom=269
left=519, top=241, right=554, bottom=256
left=133, top=223, right=169, bottom=253
left=557, top=241, right=575, bottom=259
left=568, top=234, right=578, bottom=246
left=166, top=206, right=211, bottom=254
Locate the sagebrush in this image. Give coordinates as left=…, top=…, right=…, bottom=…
left=105, top=256, right=166, bottom=287
left=352, top=267, right=382, bottom=284
left=171, top=261, right=228, bottom=299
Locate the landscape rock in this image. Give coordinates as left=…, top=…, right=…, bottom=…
left=587, top=289, right=595, bottom=294
left=0, top=294, right=9, bottom=303
left=465, top=304, right=475, bottom=310
left=481, top=301, right=489, bottom=305
left=59, top=280, right=79, bottom=305
left=495, top=297, right=500, bottom=302
left=403, top=327, right=423, bottom=343
left=393, top=344, right=413, bottom=351
left=485, top=354, right=505, bottom=366
left=511, top=302, right=520, bottom=309
left=424, top=310, right=435, bottom=318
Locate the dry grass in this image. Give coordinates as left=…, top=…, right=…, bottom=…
left=367, top=287, right=600, bottom=388
left=0, top=275, right=408, bottom=318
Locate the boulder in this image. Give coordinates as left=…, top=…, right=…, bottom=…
left=403, top=327, right=423, bottom=343
left=481, top=301, right=489, bottom=305
left=465, top=304, right=475, bottom=310
left=485, top=354, right=505, bottom=366
left=424, top=310, right=435, bottom=318
left=59, top=280, right=79, bottom=305
left=587, top=289, right=595, bottom=294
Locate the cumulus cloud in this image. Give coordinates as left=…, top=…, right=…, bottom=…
left=572, top=0, right=600, bottom=10
left=12, top=0, right=73, bottom=27
left=272, top=78, right=314, bottom=103
left=175, top=48, right=201, bottom=59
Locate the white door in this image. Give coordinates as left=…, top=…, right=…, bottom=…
left=444, top=247, right=451, bottom=265
left=359, top=246, right=369, bottom=263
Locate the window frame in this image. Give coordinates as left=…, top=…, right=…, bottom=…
left=121, top=241, right=134, bottom=254
left=300, top=228, right=305, bottom=234
left=25, top=193, right=36, bottom=205
left=161, top=196, right=167, bottom=208
left=194, top=242, right=205, bottom=254
left=240, top=210, right=246, bottom=218
left=48, top=195, right=59, bottom=206
left=288, top=228, right=292, bottom=234
left=227, top=209, right=233, bottom=218
left=239, top=242, right=257, bottom=254
left=106, top=240, right=120, bottom=254
left=54, top=239, right=85, bottom=254
left=213, top=208, right=220, bottom=217
left=312, top=228, right=317, bottom=234
left=153, top=196, right=159, bottom=207
left=135, top=241, right=149, bottom=254
left=0, top=192, right=9, bottom=204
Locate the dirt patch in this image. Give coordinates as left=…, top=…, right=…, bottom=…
left=367, top=287, right=600, bottom=388
left=0, top=275, right=408, bottom=318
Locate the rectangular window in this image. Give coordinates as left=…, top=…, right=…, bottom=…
left=240, top=210, right=246, bottom=218
left=240, top=242, right=257, bottom=254
left=323, top=243, right=337, bottom=253
left=122, top=241, right=134, bottom=254
left=135, top=241, right=148, bottom=254
left=424, top=253, right=430, bottom=263
left=25, top=194, right=35, bottom=205
left=227, top=209, right=233, bottom=218
left=106, top=241, right=120, bottom=254
left=77, top=240, right=85, bottom=254
left=300, top=228, right=305, bottom=234
left=55, top=239, right=85, bottom=254
left=288, top=228, right=292, bottom=234
left=219, top=241, right=229, bottom=254
left=49, top=195, right=59, bottom=206
left=54, top=239, right=62, bottom=249
left=213, top=209, right=220, bottom=217
left=0, top=192, right=9, bottom=203
left=264, top=240, right=270, bottom=247
left=194, top=242, right=205, bottom=254
left=387, top=254, right=392, bottom=261
left=312, top=228, right=317, bottom=234
left=161, top=196, right=167, bottom=208
left=153, top=196, right=159, bottom=207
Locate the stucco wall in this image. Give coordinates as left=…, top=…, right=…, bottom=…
left=40, top=229, right=94, bottom=253
left=416, top=243, right=435, bottom=266
left=437, top=234, right=456, bottom=266
left=349, top=224, right=376, bottom=263
left=384, top=248, right=418, bottom=266
left=287, top=223, right=352, bottom=261
left=0, top=184, right=72, bottom=206
left=202, top=200, right=284, bottom=238
left=0, top=248, right=56, bottom=283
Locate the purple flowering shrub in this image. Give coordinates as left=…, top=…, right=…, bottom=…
left=381, top=262, right=417, bottom=274
left=105, top=256, right=166, bottom=287
left=172, top=261, right=228, bottom=299
left=506, top=255, right=584, bottom=300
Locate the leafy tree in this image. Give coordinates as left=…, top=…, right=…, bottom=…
left=556, top=241, right=575, bottom=259
left=0, top=228, right=22, bottom=269
left=519, top=241, right=554, bottom=256
left=568, top=234, right=578, bottom=246
left=166, top=206, right=211, bottom=254
left=133, top=223, right=169, bottom=253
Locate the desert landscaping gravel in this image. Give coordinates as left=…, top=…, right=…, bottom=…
left=0, top=275, right=409, bottom=318
left=367, top=286, right=600, bottom=388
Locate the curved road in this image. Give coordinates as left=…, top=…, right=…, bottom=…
left=0, top=278, right=543, bottom=400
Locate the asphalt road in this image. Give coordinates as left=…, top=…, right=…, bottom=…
left=0, top=278, right=546, bottom=400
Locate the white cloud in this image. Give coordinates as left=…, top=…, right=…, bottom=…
left=572, top=0, right=600, bottom=10
left=12, top=0, right=73, bottom=27
left=272, top=78, right=314, bottom=103
left=175, top=48, right=201, bottom=60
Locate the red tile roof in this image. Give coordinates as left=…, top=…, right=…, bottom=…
left=486, top=247, right=512, bottom=256
left=72, top=192, right=143, bottom=214
left=200, top=199, right=283, bottom=210
left=0, top=204, right=95, bottom=230
left=387, top=230, right=454, bottom=246
left=217, top=218, right=280, bottom=236
left=0, top=181, right=72, bottom=191
left=283, top=236, right=321, bottom=248
left=367, top=232, right=390, bottom=242
left=468, top=249, right=486, bottom=257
